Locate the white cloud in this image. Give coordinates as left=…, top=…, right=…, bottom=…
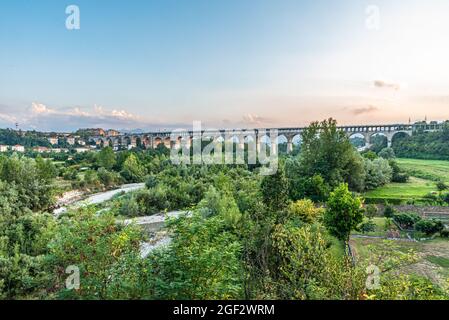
left=31, top=102, right=54, bottom=114
left=0, top=102, right=186, bottom=132
left=374, top=80, right=401, bottom=91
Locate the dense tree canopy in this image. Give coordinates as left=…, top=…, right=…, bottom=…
left=393, top=123, right=449, bottom=160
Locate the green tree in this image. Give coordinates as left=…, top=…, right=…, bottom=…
left=324, top=183, right=364, bottom=243
left=148, top=212, right=244, bottom=299
left=378, top=147, right=395, bottom=159
left=96, top=147, right=116, bottom=170
left=365, top=204, right=378, bottom=219
left=97, top=167, right=121, bottom=187
left=299, top=118, right=366, bottom=192
left=286, top=199, right=323, bottom=224
left=271, top=223, right=365, bottom=299
left=0, top=155, right=55, bottom=211
left=35, top=155, right=58, bottom=180
left=120, top=153, right=146, bottom=182
left=260, top=163, right=289, bottom=212
left=46, top=208, right=148, bottom=299
left=0, top=180, right=55, bottom=299
left=364, top=158, right=393, bottom=190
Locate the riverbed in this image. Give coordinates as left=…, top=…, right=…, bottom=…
left=53, top=183, right=145, bottom=216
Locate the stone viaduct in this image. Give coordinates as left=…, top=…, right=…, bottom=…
left=90, top=121, right=445, bottom=154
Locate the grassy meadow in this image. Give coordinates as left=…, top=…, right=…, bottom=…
left=364, top=158, right=449, bottom=203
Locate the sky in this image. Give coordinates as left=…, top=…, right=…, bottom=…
left=1, top=0, right=449, bottom=132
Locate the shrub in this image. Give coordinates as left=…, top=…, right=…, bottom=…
left=383, top=205, right=395, bottom=218
left=393, top=212, right=421, bottom=229
left=389, top=160, right=409, bottom=183
left=364, top=158, right=393, bottom=190
left=414, top=219, right=443, bottom=236
left=423, top=192, right=439, bottom=202
left=393, top=172, right=409, bottom=183
left=442, top=193, right=449, bottom=204
left=436, top=181, right=448, bottom=191
left=360, top=220, right=376, bottom=233
left=440, top=229, right=449, bottom=238
left=378, top=147, right=395, bottom=159
left=365, top=204, right=378, bottom=219
left=287, top=199, right=324, bottom=224
left=118, top=196, right=141, bottom=217
left=145, top=174, right=159, bottom=189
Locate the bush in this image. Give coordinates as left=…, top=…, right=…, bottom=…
left=378, top=147, right=395, bottom=159
left=364, top=158, right=393, bottom=190
left=360, top=220, right=376, bottom=233
left=414, top=219, right=444, bottom=236
left=287, top=199, right=324, bottom=224
left=440, top=229, right=449, bottom=238
left=145, top=174, right=159, bottom=189
left=97, top=167, right=121, bottom=187
left=393, top=212, right=421, bottom=229
left=389, top=160, right=409, bottom=183
left=393, top=172, right=409, bottom=183
left=118, top=196, right=141, bottom=217
left=436, top=181, right=448, bottom=191
left=423, top=192, right=439, bottom=202
left=442, top=193, right=449, bottom=204
left=365, top=204, right=378, bottom=219
left=383, top=205, right=395, bottom=218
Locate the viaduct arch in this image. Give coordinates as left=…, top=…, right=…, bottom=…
left=93, top=122, right=444, bottom=154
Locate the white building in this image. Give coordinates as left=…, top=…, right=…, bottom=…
left=33, top=146, right=50, bottom=153
left=0, top=145, right=9, bottom=152
left=75, top=147, right=90, bottom=153
left=67, top=137, right=76, bottom=145
left=12, top=145, right=25, bottom=152
left=48, top=137, right=59, bottom=145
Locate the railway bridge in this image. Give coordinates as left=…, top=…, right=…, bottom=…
left=91, top=121, right=445, bottom=154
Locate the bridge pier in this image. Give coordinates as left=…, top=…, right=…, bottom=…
left=271, top=142, right=277, bottom=155
left=287, top=142, right=293, bottom=154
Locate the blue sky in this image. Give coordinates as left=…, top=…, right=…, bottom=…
left=1, top=0, right=449, bottom=132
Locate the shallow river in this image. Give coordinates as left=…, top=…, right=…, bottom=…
left=53, top=183, right=190, bottom=257
left=54, top=183, right=145, bottom=216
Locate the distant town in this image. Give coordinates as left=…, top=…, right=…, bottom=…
left=0, top=128, right=122, bottom=154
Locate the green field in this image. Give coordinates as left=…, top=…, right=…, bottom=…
left=365, top=177, right=436, bottom=202
left=397, top=158, right=449, bottom=183
left=364, top=158, right=449, bottom=202
left=350, top=237, right=449, bottom=289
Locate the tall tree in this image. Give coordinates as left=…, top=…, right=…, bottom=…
left=324, top=183, right=364, bottom=244
left=96, top=146, right=116, bottom=170
left=120, top=153, right=146, bottom=182
left=299, top=118, right=365, bottom=192
left=260, top=162, right=289, bottom=212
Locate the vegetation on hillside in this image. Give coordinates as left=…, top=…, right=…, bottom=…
left=1, top=119, right=448, bottom=300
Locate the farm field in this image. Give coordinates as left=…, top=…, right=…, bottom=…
left=364, top=177, right=436, bottom=202
left=397, top=158, right=449, bottom=183
left=350, top=237, right=449, bottom=290
left=364, top=158, right=449, bottom=203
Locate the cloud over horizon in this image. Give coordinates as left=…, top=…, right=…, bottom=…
left=0, top=102, right=190, bottom=132
left=374, top=80, right=401, bottom=91
left=351, top=105, right=379, bottom=116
